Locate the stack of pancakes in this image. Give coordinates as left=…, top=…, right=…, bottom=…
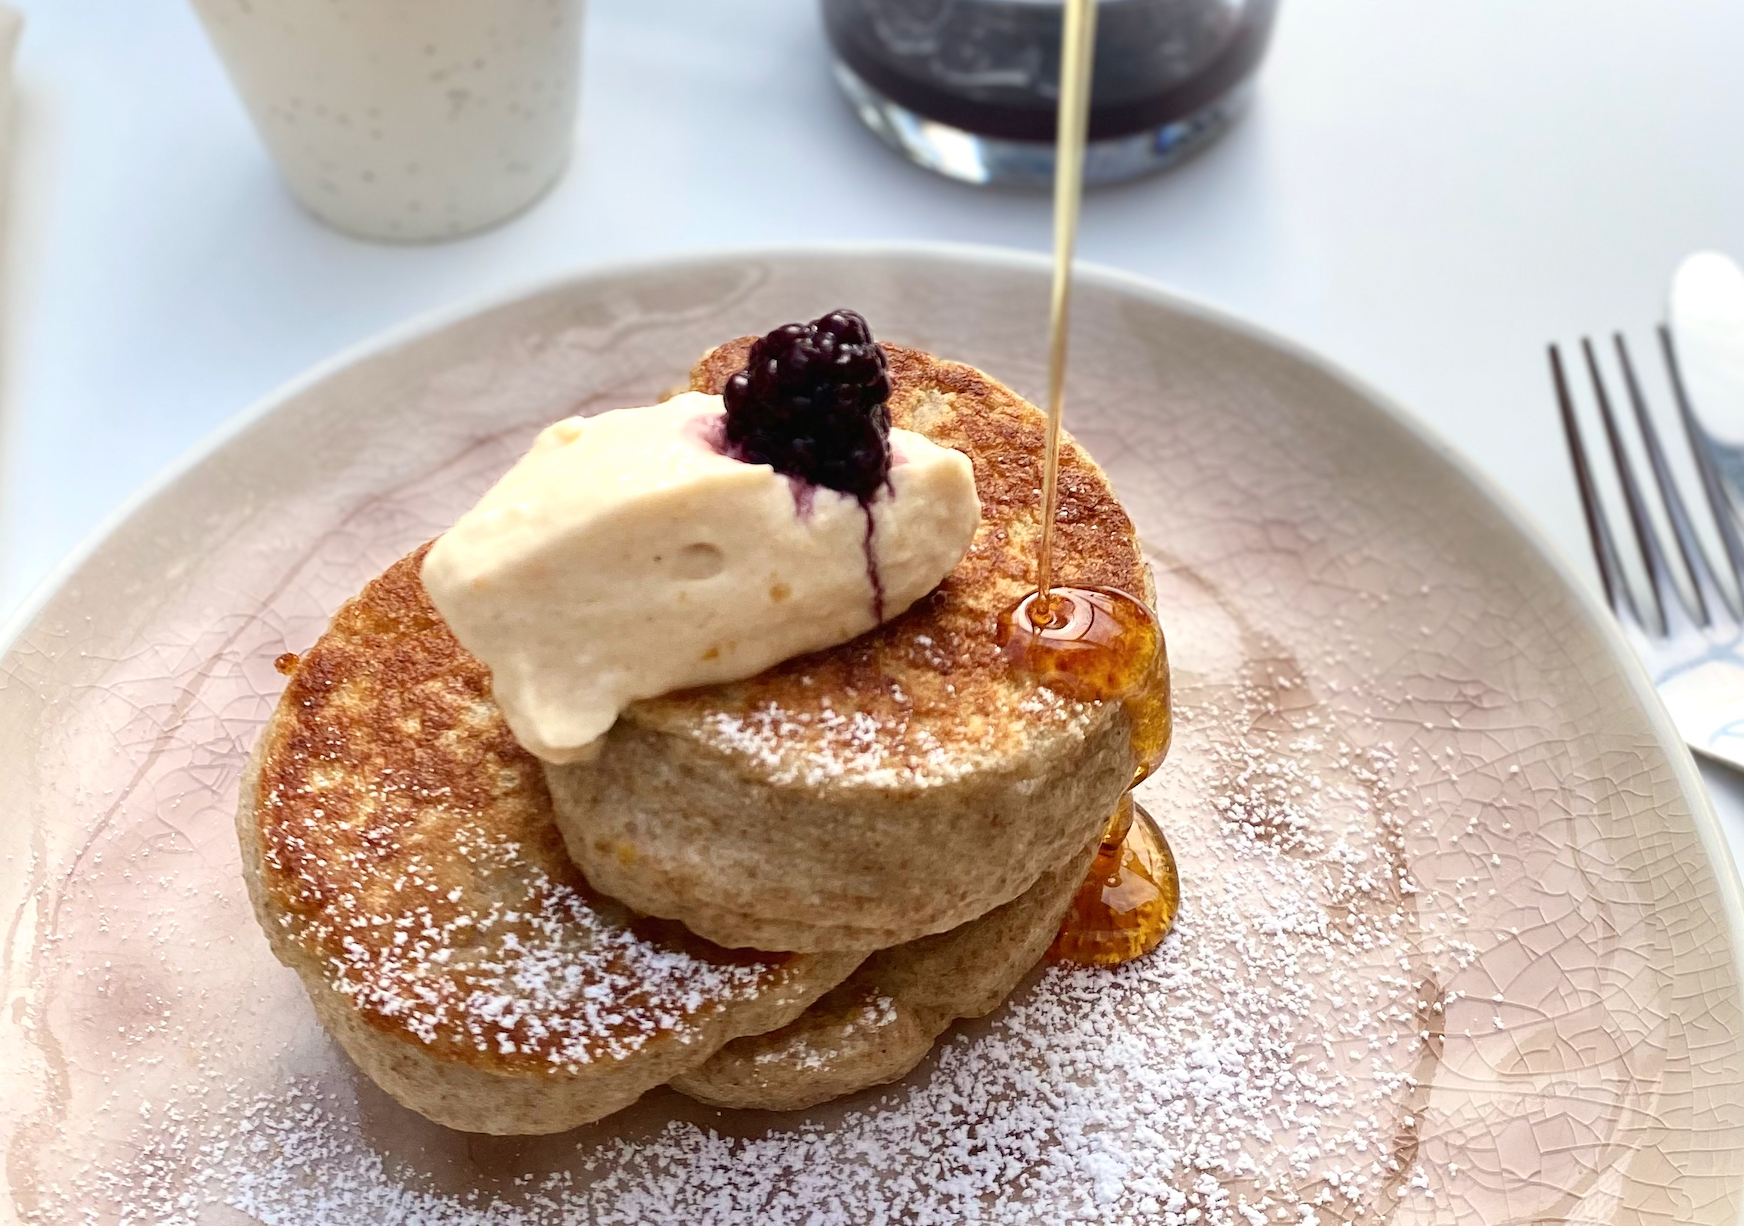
left=238, top=338, right=1153, bottom=1134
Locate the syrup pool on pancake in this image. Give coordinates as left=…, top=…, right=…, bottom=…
left=1000, top=586, right=1180, bottom=965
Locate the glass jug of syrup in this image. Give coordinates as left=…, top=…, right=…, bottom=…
left=821, top=0, right=1280, bottom=186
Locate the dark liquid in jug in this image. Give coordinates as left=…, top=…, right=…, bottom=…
left=822, top=0, right=1279, bottom=152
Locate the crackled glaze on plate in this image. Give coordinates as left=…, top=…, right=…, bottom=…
left=2, top=249, right=1742, bottom=1225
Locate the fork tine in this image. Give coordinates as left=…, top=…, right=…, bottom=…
left=1660, top=323, right=1744, bottom=600
left=1614, top=332, right=1725, bottom=625
left=1582, top=337, right=1670, bottom=634
left=1552, top=343, right=1643, bottom=627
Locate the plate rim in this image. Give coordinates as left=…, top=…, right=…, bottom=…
left=5, top=237, right=1741, bottom=1033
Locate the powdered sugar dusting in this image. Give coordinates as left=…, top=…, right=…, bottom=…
left=751, top=991, right=902, bottom=1071
left=294, top=820, right=781, bottom=1070
left=25, top=661, right=1455, bottom=1226
left=244, top=548, right=805, bottom=1077
left=693, top=682, right=1090, bottom=788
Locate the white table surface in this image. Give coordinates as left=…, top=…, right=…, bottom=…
left=9, top=0, right=1744, bottom=845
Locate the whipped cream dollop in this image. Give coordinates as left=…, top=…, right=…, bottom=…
left=421, top=391, right=980, bottom=763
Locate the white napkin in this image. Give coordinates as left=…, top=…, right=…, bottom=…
left=0, top=7, right=18, bottom=139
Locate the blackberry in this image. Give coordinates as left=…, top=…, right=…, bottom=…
left=722, top=309, right=892, bottom=501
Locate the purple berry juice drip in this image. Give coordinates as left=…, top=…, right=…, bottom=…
left=787, top=476, right=818, bottom=519
left=861, top=505, right=885, bottom=623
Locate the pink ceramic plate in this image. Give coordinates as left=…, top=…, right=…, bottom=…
left=3, top=247, right=1742, bottom=1226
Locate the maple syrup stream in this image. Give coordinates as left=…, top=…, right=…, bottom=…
left=1008, top=0, right=1180, bottom=967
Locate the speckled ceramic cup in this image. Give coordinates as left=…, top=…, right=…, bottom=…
left=190, top=0, right=583, bottom=242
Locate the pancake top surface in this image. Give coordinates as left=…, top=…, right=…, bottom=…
left=251, top=547, right=808, bottom=1074
left=623, top=340, right=1148, bottom=788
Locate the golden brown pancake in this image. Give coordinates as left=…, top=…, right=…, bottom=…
left=238, top=548, right=862, bottom=1135
left=239, top=548, right=1102, bottom=1129
left=239, top=336, right=1156, bottom=1130
left=670, top=834, right=1099, bottom=1111
left=546, top=341, right=1152, bottom=952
